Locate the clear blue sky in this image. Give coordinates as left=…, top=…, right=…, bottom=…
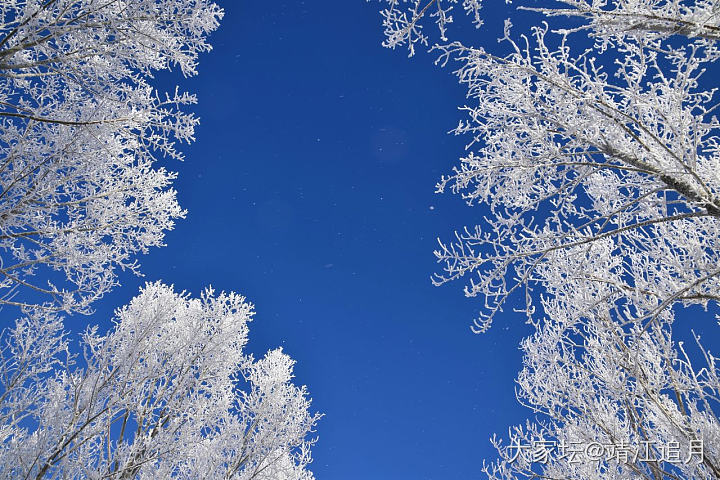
left=83, top=2, right=560, bottom=478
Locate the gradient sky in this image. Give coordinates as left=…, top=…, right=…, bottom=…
left=62, top=2, right=715, bottom=479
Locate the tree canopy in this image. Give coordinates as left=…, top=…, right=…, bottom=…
left=378, top=0, right=720, bottom=477
left=0, top=0, right=222, bottom=313
left=0, top=282, right=321, bottom=479
left=0, top=3, right=322, bottom=478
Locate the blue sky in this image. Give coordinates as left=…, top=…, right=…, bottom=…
left=3, top=1, right=720, bottom=478
left=80, top=2, right=580, bottom=478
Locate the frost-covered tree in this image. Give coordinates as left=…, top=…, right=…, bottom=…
left=0, top=282, right=321, bottom=479
left=377, top=0, right=720, bottom=478
left=0, top=0, right=223, bottom=313
left=482, top=295, right=720, bottom=479
left=378, top=0, right=720, bottom=333
left=0, top=3, right=321, bottom=478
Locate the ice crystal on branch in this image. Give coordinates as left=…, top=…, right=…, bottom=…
left=377, top=0, right=483, bottom=55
